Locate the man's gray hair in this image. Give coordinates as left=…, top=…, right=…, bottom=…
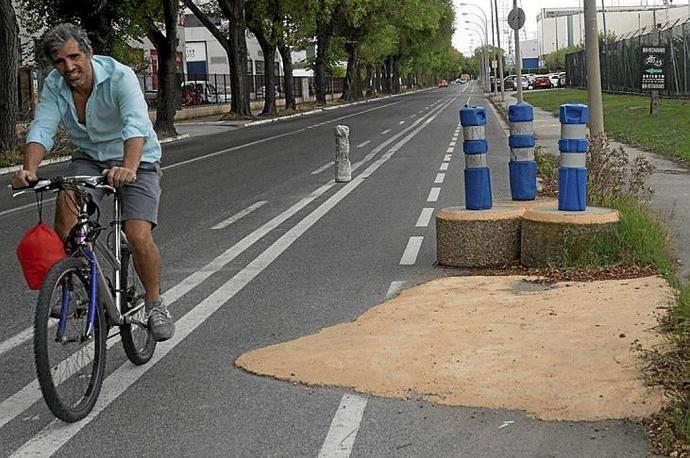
left=42, top=23, right=93, bottom=62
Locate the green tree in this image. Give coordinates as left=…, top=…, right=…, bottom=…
left=544, top=44, right=582, bottom=71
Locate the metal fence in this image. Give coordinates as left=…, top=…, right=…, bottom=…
left=137, top=72, right=346, bottom=108
left=566, top=19, right=690, bottom=96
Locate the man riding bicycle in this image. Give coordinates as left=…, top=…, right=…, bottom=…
left=11, top=23, right=174, bottom=342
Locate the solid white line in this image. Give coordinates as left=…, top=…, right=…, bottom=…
left=466, top=96, right=471, bottom=105
left=427, top=187, right=441, bottom=202
left=434, top=173, right=445, bottom=184
left=446, top=147, right=454, bottom=153
left=211, top=201, right=267, bottom=229
left=444, top=154, right=452, bottom=162
left=415, top=208, right=435, bottom=227
left=440, top=162, right=449, bottom=171
left=0, top=197, right=57, bottom=218
left=318, top=394, right=368, bottom=458
left=449, top=141, right=456, bottom=147
left=356, top=141, right=371, bottom=148
left=9, top=90, right=462, bottom=457
left=310, top=162, right=335, bottom=175
left=400, top=236, right=423, bottom=265
left=381, top=129, right=391, bottom=135
left=0, top=327, right=34, bottom=358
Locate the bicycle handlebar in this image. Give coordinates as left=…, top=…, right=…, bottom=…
left=9, top=175, right=116, bottom=197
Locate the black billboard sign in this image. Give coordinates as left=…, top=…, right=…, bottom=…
left=641, top=46, right=667, bottom=90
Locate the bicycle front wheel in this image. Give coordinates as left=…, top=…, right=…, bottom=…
left=34, top=257, right=107, bottom=423
left=120, top=247, right=156, bottom=365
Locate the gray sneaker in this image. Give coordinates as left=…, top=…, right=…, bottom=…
left=146, top=300, right=175, bottom=342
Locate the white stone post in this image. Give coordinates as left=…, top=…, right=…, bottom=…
left=334, top=125, right=351, bottom=182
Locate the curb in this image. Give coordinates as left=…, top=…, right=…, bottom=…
left=0, top=133, right=192, bottom=177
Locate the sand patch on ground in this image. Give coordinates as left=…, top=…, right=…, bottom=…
left=236, top=276, right=671, bottom=421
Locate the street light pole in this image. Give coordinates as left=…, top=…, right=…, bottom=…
left=494, top=0, right=505, bottom=101
left=466, top=22, right=490, bottom=92
left=584, top=0, right=605, bottom=136
left=466, top=29, right=488, bottom=91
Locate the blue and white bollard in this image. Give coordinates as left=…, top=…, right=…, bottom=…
left=558, top=104, right=589, bottom=211
left=508, top=103, right=537, bottom=200
left=460, top=105, right=492, bottom=210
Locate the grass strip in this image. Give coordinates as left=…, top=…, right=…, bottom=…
left=524, top=89, right=690, bottom=162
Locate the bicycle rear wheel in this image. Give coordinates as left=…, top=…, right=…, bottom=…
left=120, top=246, right=156, bottom=365
left=34, top=257, right=107, bottom=423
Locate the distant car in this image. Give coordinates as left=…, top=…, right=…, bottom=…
left=558, top=72, right=567, bottom=87
left=533, top=75, right=552, bottom=89
left=438, top=79, right=448, bottom=88
left=548, top=74, right=561, bottom=88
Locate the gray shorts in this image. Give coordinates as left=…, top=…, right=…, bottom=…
left=68, top=154, right=162, bottom=227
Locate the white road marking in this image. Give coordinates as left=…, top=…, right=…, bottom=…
left=415, top=208, right=435, bottom=227
left=399, top=121, right=405, bottom=125
left=0, top=327, right=34, bottom=359
left=451, top=136, right=458, bottom=141
left=444, top=154, right=452, bottom=162
left=400, top=236, right=423, bottom=265
left=427, top=187, right=441, bottom=202
left=446, top=147, right=454, bottom=153
left=310, top=162, right=335, bottom=175
left=434, top=173, right=445, bottom=184
left=466, top=96, right=471, bottom=105
left=317, top=394, right=368, bottom=458
left=356, top=141, right=370, bottom=148
left=8, top=89, right=462, bottom=456
left=381, top=129, right=391, bottom=135
left=0, top=197, right=57, bottom=218
left=211, top=201, right=267, bottom=229
left=385, top=281, right=406, bottom=300
left=440, top=163, right=449, bottom=171
left=449, top=141, right=456, bottom=147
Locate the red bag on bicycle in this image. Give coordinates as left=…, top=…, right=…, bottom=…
left=16, top=222, right=66, bottom=290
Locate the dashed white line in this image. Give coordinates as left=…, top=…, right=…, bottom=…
left=415, top=208, right=435, bottom=227
left=318, top=394, right=368, bottom=458
left=427, top=187, right=441, bottom=202
left=434, top=173, right=445, bottom=184
left=449, top=141, right=456, bottom=147
left=310, top=162, right=335, bottom=175
left=356, top=140, right=371, bottom=148
left=381, top=129, right=391, bottom=135
left=444, top=154, right=452, bottom=162
left=446, top=147, right=454, bottom=153
left=440, top=162, right=449, bottom=171
left=211, top=201, right=267, bottom=229
left=385, top=281, right=406, bottom=300
left=400, top=236, right=424, bottom=265
left=399, top=121, right=405, bottom=125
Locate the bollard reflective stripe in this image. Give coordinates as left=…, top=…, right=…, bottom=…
left=560, top=124, right=588, bottom=140
left=462, top=125, right=485, bottom=141
left=509, top=121, right=534, bottom=136
left=560, top=152, right=587, bottom=168
left=465, top=153, right=488, bottom=168
left=510, top=147, right=535, bottom=161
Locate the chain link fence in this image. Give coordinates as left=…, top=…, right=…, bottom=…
left=566, top=19, right=690, bottom=96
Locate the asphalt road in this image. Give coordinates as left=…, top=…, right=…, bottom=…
left=0, top=82, right=651, bottom=457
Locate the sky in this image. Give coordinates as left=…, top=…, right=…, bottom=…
left=452, top=0, right=687, bottom=56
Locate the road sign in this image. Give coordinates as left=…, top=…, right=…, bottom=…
left=641, top=46, right=667, bottom=90
left=508, top=7, right=526, bottom=31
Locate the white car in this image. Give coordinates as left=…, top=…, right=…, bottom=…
left=548, top=74, right=561, bottom=88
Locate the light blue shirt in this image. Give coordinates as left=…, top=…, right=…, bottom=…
left=27, top=55, right=161, bottom=163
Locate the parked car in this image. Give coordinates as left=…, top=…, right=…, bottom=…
left=502, top=75, right=529, bottom=91
left=533, top=75, right=552, bottom=89
left=438, top=79, right=448, bottom=88
left=548, top=74, right=561, bottom=88
left=558, top=72, right=567, bottom=87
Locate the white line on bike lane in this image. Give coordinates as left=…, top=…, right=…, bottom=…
left=0, top=94, right=459, bottom=434
left=10, top=99, right=456, bottom=456
left=211, top=201, right=267, bottom=229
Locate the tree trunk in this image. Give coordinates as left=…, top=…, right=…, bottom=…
left=278, top=40, right=295, bottom=111
left=224, top=0, right=252, bottom=116
left=148, top=0, right=178, bottom=138
left=0, top=0, right=19, bottom=152
left=314, top=0, right=334, bottom=105
left=259, top=42, right=277, bottom=115
left=392, top=56, right=400, bottom=94
left=342, top=41, right=361, bottom=102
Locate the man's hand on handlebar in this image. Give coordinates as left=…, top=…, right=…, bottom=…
left=102, top=166, right=136, bottom=188
left=11, top=169, right=38, bottom=189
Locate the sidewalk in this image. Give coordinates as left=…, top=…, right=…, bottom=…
left=491, top=91, right=690, bottom=280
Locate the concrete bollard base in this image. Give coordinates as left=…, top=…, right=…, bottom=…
left=521, top=206, right=620, bottom=267
left=436, top=205, right=524, bottom=267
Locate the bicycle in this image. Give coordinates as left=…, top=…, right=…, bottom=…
left=12, top=175, right=156, bottom=422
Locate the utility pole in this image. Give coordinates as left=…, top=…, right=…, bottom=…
left=490, top=2, right=497, bottom=97
left=513, top=0, right=523, bottom=102
left=495, top=0, right=505, bottom=101
left=584, top=0, right=605, bottom=136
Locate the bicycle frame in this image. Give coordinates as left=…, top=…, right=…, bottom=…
left=56, top=187, right=144, bottom=341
